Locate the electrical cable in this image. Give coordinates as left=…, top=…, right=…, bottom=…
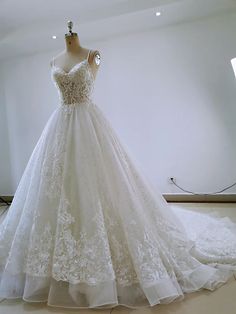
left=170, top=177, right=236, bottom=195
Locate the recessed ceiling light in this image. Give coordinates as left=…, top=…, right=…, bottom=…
left=155, top=11, right=161, bottom=17
left=231, top=58, right=236, bottom=78
left=52, top=35, right=57, bottom=39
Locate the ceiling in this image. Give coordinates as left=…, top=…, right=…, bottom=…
left=0, top=0, right=236, bottom=60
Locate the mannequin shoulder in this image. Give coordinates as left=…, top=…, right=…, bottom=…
left=88, top=50, right=101, bottom=67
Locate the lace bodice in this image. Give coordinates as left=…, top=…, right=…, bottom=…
left=51, top=50, right=94, bottom=106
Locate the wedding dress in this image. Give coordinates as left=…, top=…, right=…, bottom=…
left=1, top=49, right=236, bottom=309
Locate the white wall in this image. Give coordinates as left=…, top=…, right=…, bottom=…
left=1, top=12, right=236, bottom=195
left=0, top=69, right=12, bottom=194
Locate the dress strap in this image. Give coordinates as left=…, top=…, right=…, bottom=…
left=87, top=49, right=91, bottom=61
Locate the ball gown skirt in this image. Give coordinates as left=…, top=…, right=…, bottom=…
left=0, top=55, right=236, bottom=309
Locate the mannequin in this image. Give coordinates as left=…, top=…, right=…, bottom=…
left=50, top=21, right=101, bottom=79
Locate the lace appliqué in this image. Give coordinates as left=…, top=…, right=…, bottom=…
left=192, top=218, right=236, bottom=263
left=103, top=212, right=140, bottom=286
left=52, top=196, right=115, bottom=284
left=25, top=223, right=53, bottom=276
left=40, top=115, right=68, bottom=199
left=52, top=61, right=94, bottom=106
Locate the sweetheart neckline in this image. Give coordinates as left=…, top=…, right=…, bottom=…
left=52, top=59, right=95, bottom=81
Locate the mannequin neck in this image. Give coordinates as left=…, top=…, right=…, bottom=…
left=65, top=33, right=81, bottom=53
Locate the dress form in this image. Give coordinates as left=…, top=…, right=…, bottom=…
left=50, top=21, right=101, bottom=79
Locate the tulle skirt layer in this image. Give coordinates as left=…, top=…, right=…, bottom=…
left=0, top=266, right=234, bottom=308
left=1, top=101, right=236, bottom=309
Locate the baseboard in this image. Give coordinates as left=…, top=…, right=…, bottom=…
left=163, top=193, right=236, bottom=203
left=1, top=194, right=236, bottom=204
left=0, top=195, right=13, bottom=203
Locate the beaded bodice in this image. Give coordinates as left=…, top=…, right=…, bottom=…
left=51, top=51, right=94, bottom=106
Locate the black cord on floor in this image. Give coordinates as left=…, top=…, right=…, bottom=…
left=170, top=178, right=236, bottom=196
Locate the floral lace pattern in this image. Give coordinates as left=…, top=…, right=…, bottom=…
left=52, top=60, right=94, bottom=106
left=172, top=207, right=236, bottom=263
left=40, top=112, right=68, bottom=199
left=26, top=223, right=53, bottom=276
left=52, top=196, right=115, bottom=284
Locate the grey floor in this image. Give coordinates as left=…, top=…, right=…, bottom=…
left=0, top=202, right=236, bottom=314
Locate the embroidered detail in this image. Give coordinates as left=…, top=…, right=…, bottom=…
left=26, top=223, right=53, bottom=276
left=52, top=61, right=94, bottom=106
left=52, top=196, right=115, bottom=284
left=40, top=113, right=68, bottom=199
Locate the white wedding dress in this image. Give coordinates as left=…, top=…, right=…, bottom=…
left=1, top=50, right=236, bottom=309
